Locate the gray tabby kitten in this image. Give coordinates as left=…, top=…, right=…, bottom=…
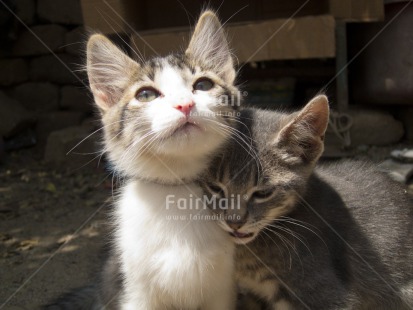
left=202, top=95, right=413, bottom=310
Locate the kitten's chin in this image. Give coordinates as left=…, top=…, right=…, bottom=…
left=170, top=122, right=200, bottom=137
left=159, top=121, right=201, bottom=140
left=155, top=129, right=227, bottom=158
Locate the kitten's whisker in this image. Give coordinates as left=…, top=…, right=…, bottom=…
left=263, top=226, right=305, bottom=271
left=209, top=124, right=254, bottom=160
left=68, top=153, right=103, bottom=172
left=266, top=223, right=313, bottom=257
left=95, top=171, right=113, bottom=189
left=224, top=114, right=255, bottom=121
left=111, top=171, right=116, bottom=199
left=102, top=122, right=152, bottom=161
left=133, top=132, right=163, bottom=159
left=258, top=229, right=281, bottom=252
left=71, top=151, right=102, bottom=155
left=261, top=227, right=293, bottom=270
left=221, top=114, right=255, bottom=133
left=275, top=217, right=327, bottom=247
left=278, top=216, right=318, bottom=228
left=66, top=120, right=122, bottom=155
left=263, top=226, right=297, bottom=253
left=216, top=120, right=254, bottom=148
left=97, top=151, right=105, bottom=168
left=97, top=10, right=145, bottom=63
left=119, top=130, right=155, bottom=165
left=211, top=118, right=261, bottom=164
left=124, top=130, right=165, bottom=167
left=220, top=5, right=249, bottom=30
left=265, top=215, right=318, bottom=234
left=206, top=119, right=262, bottom=172
left=117, top=131, right=150, bottom=164
left=175, top=0, right=194, bottom=26
left=129, top=31, right=146, bottom=63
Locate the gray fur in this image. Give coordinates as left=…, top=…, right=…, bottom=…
left=43, top=254, right=122, bottom=310
left=43, top=285, right=102, bottom=310
left=202, top=105, right=413, bottom=309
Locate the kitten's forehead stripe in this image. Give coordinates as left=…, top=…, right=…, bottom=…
left=166, top=54, right=186, bottom=70
left=248, top=164, right=256, bottom=188
left=215, top=156, right=226, bottom=183
left=143, top=58, right=165, bottom=81
left=118, top=103, right=129, bottom=139
left=140, top=54, right=198, bottom=87
left=223, top=162, right=230, bottom=185
left=146, top=67, right=155, bottom=81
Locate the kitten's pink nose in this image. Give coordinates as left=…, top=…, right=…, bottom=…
left=174, top=101, right=194, bottom=116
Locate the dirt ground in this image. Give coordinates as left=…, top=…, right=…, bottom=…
left=1, top=143, right=412, bottom=309
left=0, top=150, right=111, bottom=310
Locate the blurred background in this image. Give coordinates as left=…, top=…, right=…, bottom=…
left=0, top=0, right=412, bottom=308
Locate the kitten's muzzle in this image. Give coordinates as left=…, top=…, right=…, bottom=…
left=226, top=218, right=246, bottom=230
left=226, top=218, right=256, bottom=243
left=171, top=121, right=200, bottom=136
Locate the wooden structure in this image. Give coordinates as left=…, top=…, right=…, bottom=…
left=80, top=0, right=385, bottom=111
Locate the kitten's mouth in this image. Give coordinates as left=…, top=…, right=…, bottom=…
left=229, top=231, right=255, bottom=244
left=170, top=121, right=200, bottom=137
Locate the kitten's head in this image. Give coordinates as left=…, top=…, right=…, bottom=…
left=202, top=95, right=329, bottom=244
left=86, top=11, right=238, bottom=183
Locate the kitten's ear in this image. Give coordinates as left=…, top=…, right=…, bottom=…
left=186, top=11, right=235, bottom=84
left=87, top=34, right=140, bottom=112
left=275, top=95, right=329, bottom=164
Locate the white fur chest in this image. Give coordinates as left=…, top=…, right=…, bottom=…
left=115, top=180, right=235, bottom=309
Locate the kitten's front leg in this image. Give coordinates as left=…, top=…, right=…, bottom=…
left=237, top=292, right=265, bottom=310
left=121, top=298, right=155, bottom=310
left=120, top=288, right=158, bottom=310
left=272, top=299, right=294, bottom=310
left=202, top=291, right=236, bottom=310
left=202, top=280, right=236, bottom=310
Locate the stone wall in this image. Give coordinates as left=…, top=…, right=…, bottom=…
left=0, top=0, right=95, bottom=161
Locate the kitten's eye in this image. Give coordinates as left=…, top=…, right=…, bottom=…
left=206, top=183, right=225, bottom=197
left=193, top=78, right=214, bottom=91
left=135, top=88, right=160, bottom=102
left=251, top=189, right=274, bottom=201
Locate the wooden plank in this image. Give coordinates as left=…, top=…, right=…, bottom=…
left=80, top=0, right=383, bottom=34
left=131, top=15, right=336, bottom=62
left=133, top=30, right=190, bottom=57
left=234, top=15, right=335, bottom=62
left=329, top=0, right=384, bottom=22
left=80, top=0, right=144, bottom=34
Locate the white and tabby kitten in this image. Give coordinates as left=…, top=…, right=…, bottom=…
left=202, top=96, right=413, bottom=309
left=86, top=11, right=238, bottom=310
